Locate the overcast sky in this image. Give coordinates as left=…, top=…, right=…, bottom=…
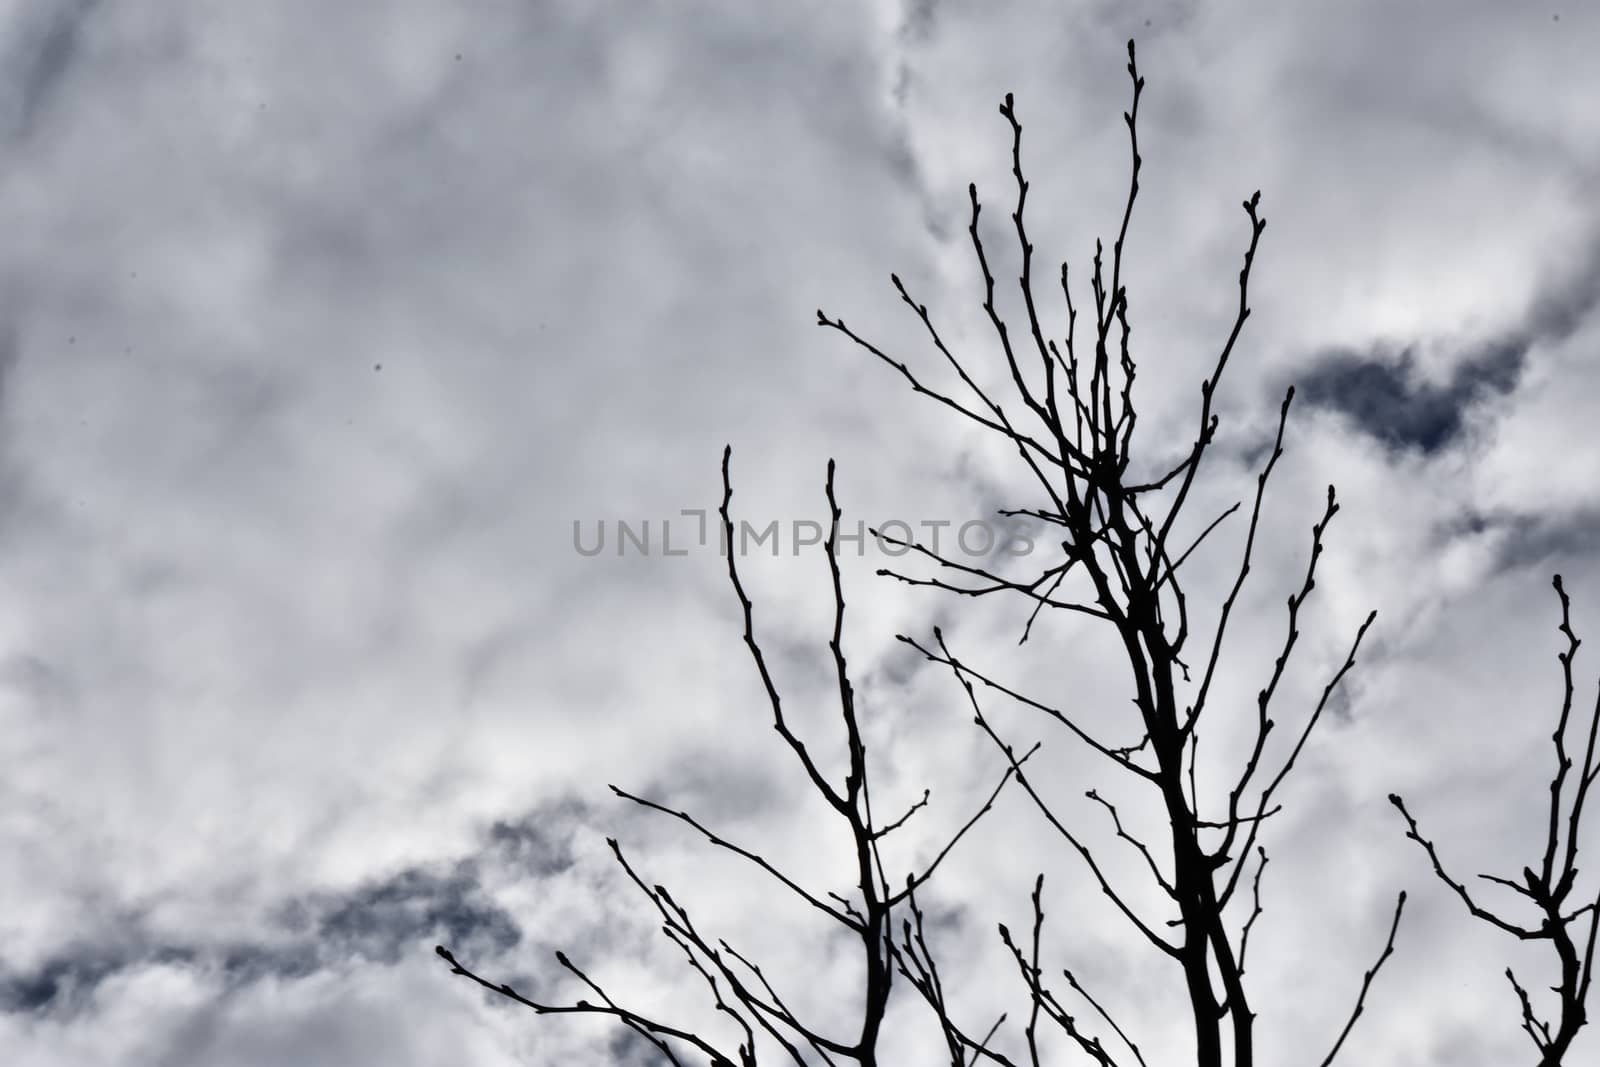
left=2, top=1, right=1599, bottom=1064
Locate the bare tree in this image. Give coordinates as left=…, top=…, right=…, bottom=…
left=814, top=39, right=1403, bottom=1067
left=438, top=39, right=1422, bottom=1065
left=1391, top=574, right=1600, bottom=1067
left=439, top=448, right=1025, bottom=1066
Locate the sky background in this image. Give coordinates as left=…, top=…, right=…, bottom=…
left=2, top=1, right=1598, bottom=1064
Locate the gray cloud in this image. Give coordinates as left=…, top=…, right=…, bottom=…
left=1292, top=232, right=1600, bottom=454
left=1293, top=341, right=1517, bottom=454
left=0, top=826, right=549, bottom=1020
left=0, top=0, right=101, bottom=144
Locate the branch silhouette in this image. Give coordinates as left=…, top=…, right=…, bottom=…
left=426, top=36, right=1600, bottom=1065
left=818, top=39, right=1399, bottom=1067
left=437, top=448, right=1023, bottom=1065
left=1392, top=574, right=1600, bottom=1066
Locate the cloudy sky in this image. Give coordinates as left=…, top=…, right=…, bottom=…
left=2, top=1, right=1599, bottom=1064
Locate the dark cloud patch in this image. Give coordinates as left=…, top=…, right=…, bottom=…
left=0, top=324, right=26, bottom=521
left=488, top=813, right=580, bottom=879
left=0, top=952, right=122, bottom=1014
left=1324, top=674, right=1356, bottom=723
left=1, top=0, right=103, bottom=143
left=860, top=631, right=935, bottom=693
left=1293, top=230, right=1600, bottom=455
left=1289, top=328, right=1545, bottom=455
left=314, top=861, right=520, bottom=966
left=898, top=0, right=941, bottom=44
left=1292, top=343, right=1515, bottom=454
left=0, top=858, right=519, bottom=1017
left=1292, top=347, right=1465, bottom=454
left=617, top=736, right=790, bottom=830
left=0, top=942, right=205, bottom=1015
left=215, top=941, right=320, bottom=985
left=1436, top=505, right=1600, bottom=576
left=0, top=653, right=77, bottom=715
left=607, top=1027, right=670, bottom=1067
left=1524, top=236, right=1600, bottom=346
left=906, top=888, right=969, bottom=943
left=0, top=811, right=598, bottom=1017
left=0, top=322, right=19, bottom=403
